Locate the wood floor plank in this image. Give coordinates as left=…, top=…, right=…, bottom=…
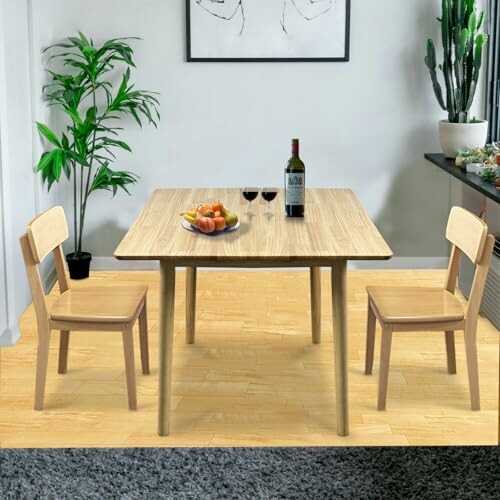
left=0, top=269, right=498, bottom=447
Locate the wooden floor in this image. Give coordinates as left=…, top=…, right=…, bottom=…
left=0, top=270, right=498, bottom=447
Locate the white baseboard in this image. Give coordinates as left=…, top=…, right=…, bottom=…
left=92, top=257, right=160, bottom=270
left=91, top=257, right=449, bottom=271
left=349, top=257, right=449, bottom=270
left=0, top=326, right=21, bottom=347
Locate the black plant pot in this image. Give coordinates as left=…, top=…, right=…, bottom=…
left=66, top=252, right=92, bottom=280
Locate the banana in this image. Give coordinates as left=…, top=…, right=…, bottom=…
left=182, top=212, right=198, bottom=227
left=221, top=207, right=238, bottom=228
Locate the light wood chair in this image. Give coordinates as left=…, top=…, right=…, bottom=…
left=365, top=206, right=495, bottom=411
left=20, top=206, right=150, bottom=411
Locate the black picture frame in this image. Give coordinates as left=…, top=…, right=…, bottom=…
left=186, top=0, right=351, bottom=62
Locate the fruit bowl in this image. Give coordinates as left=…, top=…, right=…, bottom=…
left=181, top=220, right=240, bottom=236
left=180, top=202, right=239, bottom=235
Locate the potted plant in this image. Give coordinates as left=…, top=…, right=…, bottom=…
left=425, top=0, right=488, bottom=158
left=35, top=33, right=159, bottom=279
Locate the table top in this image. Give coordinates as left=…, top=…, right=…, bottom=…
left=425, top=153, right=500, bottom=204
left=114, top=188, right=393, bottom=265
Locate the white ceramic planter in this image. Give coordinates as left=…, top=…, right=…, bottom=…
left=467, top=162, right=482, bottom=173
left=438, top=120, right=488, bottom=159
left=475, top=164, right=487, bottom=175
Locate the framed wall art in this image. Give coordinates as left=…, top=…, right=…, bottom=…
left=186, top=0, right=351, bottom=62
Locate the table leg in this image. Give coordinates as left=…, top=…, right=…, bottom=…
left=158, top=262, right=176, bottom=436
left=310, top=267, right=321, bottom=344
left=186, top=267, right=197, bottom=344
left=332, top=260, right=349, bottom=436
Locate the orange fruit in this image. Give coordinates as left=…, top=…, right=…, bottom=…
left=211, top=201, right=223, bottom=212
left=197, top=217, right=215, bottom=233
left=213, top=216, right=226, bottom=231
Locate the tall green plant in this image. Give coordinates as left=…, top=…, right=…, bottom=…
left=425, top=0, right=487, bottom=123
left=36, top=32, right=160, bottom=256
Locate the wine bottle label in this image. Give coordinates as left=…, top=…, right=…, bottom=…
left=285, top=173, right=305, bottom=205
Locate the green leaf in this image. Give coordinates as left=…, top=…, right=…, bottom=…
left=96, top=137, right=132, bottom=152
left=36, top=122, right=61, bottom=147
left=65, top=107, right=83, bottom=125
left=52, top=149, right=63, bottom=181
left=85, top=106, right=98, bottom=124
left=36, top=151, right=55, bottom=172
left=61, top=133, right=69, bottom=149
left=89, top=164, right=138, bottom=196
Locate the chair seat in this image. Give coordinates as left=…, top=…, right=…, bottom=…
left=366, top=286, right=464, bottom=324
left=50, top=285, right=147, bottom=323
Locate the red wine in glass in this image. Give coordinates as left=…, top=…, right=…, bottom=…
left=261, top=190, right=277, bottom=203
left=261, top=188, right=278, bottom=216
left=242, top=190, right=259, bottom=202
left=242, top=187, right=259, bottom=215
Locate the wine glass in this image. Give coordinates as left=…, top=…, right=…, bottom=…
left=261, top=188, right=278, bottom=217
left=242, top=187, right=259, bottom=215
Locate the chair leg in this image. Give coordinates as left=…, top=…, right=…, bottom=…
left=464, top=324, right=480, bottom=411
left=444, top=330, right=456, bottom=375
left=365, top=300, right=376, bottom=375
left=377, top=325, right=393, bottom=411
left=34, top=333, right=51, bottom=411
left=122, top=326, right=137, bottom=410
left=186, top=267, right=197, bottom=344
left=138, top=299, right=150, bottom=375
left=58, top=330, right=70, bottom=374
left=309, top=267, right=321, bottom=344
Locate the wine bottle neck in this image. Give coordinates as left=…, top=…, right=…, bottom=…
left=291, top=140, right=299, bottom=157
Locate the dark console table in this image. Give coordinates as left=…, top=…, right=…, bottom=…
left=425, top=153, right=500, bottom=204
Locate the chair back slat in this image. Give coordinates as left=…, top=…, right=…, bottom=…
left=465, top=234, right=495, bottom=326
left=446, top=206, right=487, bottom=264
left=19, top=234, right=50, bottom=336
left=444, top=245, right=461, bottom=293
left=27, top=206, right=68, bottom=263
left=53, top=245, right=70, bottom=293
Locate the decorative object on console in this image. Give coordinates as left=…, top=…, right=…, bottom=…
left=35, top=33, right=160, bottom=279
left=456, top=143, right=500, bottom=182
left=478, top=165, right=498, bottom=183
left=186, top=0, right=351, bottom=62
left=425, top=0, right=488, bottom=158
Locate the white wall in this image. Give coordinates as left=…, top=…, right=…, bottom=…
left=0, top=0, right=56, bottom=346
left=0, top=0, right=35, bottom=346
left=29, top=0, right=466, bottom=266
left=1, top=0, right=494, bottom=348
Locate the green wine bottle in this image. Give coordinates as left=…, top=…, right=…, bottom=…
left=285, top=138, right=305, bottom=217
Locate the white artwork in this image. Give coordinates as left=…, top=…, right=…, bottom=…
left=187, top=0, right=350, bottom=61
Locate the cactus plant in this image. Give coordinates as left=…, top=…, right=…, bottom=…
left=425, top=0, right=487, bottom=123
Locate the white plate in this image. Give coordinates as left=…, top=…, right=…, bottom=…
left=182, top=220, right=240, bottom=235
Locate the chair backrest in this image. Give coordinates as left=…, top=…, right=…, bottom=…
left=27, top=206, right=68, bottom=263
left=446, top=206, right=488, bottom=264
left=444, top=206, right=495, bottom=326
left=20, top=207, right=70, bottom=337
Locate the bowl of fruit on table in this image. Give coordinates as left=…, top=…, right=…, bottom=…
left=181, top=202, right=239, bottom=235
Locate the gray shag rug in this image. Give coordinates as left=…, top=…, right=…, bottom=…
left=0, top=447, right=498, bottom=499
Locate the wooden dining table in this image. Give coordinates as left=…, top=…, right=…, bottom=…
left=114, top=188, right=392, bottom=436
